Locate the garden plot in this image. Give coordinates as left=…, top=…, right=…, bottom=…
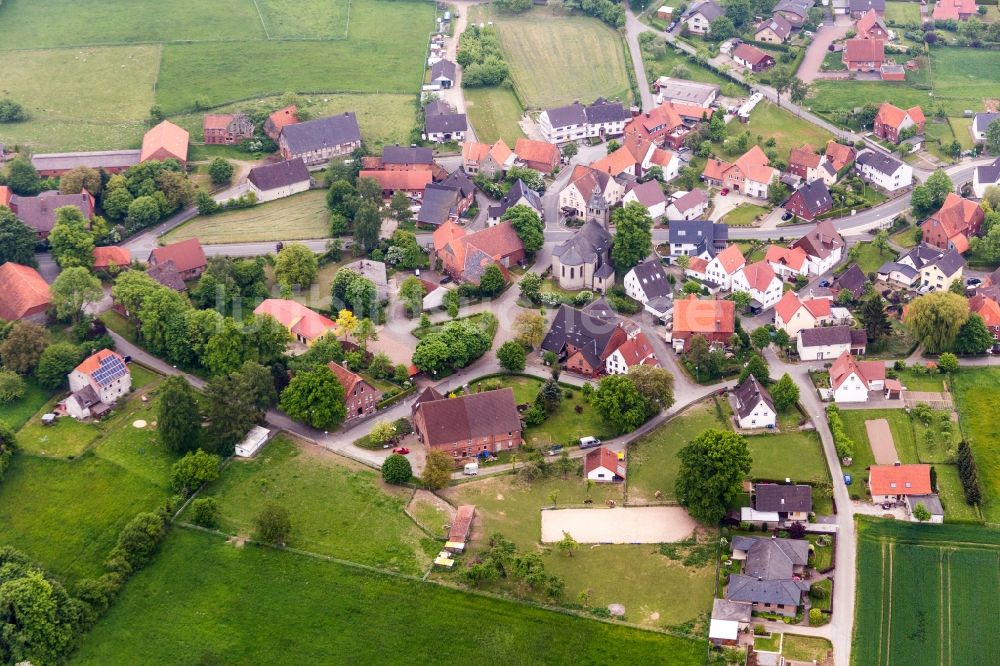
left=540, top=506, right=697, bottom=543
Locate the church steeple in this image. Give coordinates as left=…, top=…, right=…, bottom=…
left=587, top=184, right=609, bottom=229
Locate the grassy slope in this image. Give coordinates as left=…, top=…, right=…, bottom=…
left=184, top=436, right=431, bottom=575
left=74, top=529, right=706, bottom=664
left=464, top=86, right=526, bottom=146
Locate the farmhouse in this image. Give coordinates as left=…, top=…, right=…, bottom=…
left=413, top=387, right=522, bottom=458
left=683, top=0, right=723, bottom=34
left=932, top=0, right=976, bottom=21
left=622, top=180, right=669, bottom=219
left=873, top=103, right=925, bottom=144
left=921, top=193, right=984, bottom=254
left=784, top=179, right=833, bottom=221
left=141, top=120, right=189, bottom=164
left=146, top=261, right=186, bottom=292
left=624, top=259, right=671, bottom=305
left=513, top=138, right=560, bottom=173
left=359, top=169, right=433, bottom=200
left=797, top=325, right=867, bottom=361
left=279, top=113, right=362, bottom=166
left=462, top=139, right=515, bottom=178
left=727, top=536, right=809, bottom=616
left=652, top=77, right=720, bottom=107
left=732, top=44, right=775, bottom=73
left=264, top=105, right=299, bottom=141
left=31, top=150, right=140, bottom=178
left=973, top=157, right=1000, bottom=199
left=254, top=299, right=337, bottom=346
left=774, top=291, right=834, bottom=336
left=755, top=15, right=792, bottom=43
left=202, top=112, right=254, bottom=145
left=849, top=0, right=884, bottom=18
left=584, top=447, right=625, bottom=483
left=148, top=238, right=207, bottom=281
left=670, top=295, right=735, bottom=351
left=379, top=145, right=434, bottom=171
left=732, top=374, right=776, bottom=429
left=247, top=158, right=311, bottom=203
left=487, top=179, right=543, bottom=225
left=842, top=38, right=885, bottom=72
left=0, top=262, right=51, bottom=322
left=666, top=189, right=710, bottom=220
left=64, top=349, right=131, bottom=421
left=8, top=190, right=95, bottom=240
left=868, top=464, right=932, bottom=503
left=855, top=150, right=912, bottom=192
left=605, top=331, right=659, bottom=374
left=702, top=146, right=778, bottom=199
left=971, top=112, right=1000, bottom=144
left=753, top=483, right=812, bottom=523
left=732, top=261, right=783, bottom=311
left=765, top=245, right=809, bottom=280
left=855, top=8, right=890, bottom=39
left=552, top=193, right=614, bottom=292
left=559, top=165, right=624, bottom=217
left=92, top=246, right=132, bottom=273
left=668, top=220, right=729, bottom=260
left=791, top=219, right=845, bottom=275
left=328, top=361, right=382, bottom=421
left=829, top=349, right=884, bottom=402
left=773, top=0, right=812, bottom=25
left=433, top=220, right=525, bottom=284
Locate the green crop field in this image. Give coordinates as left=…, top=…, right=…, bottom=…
left=951, top=367, right=1000, bottom=522
left=184, top=436, right=433, bottom=575
left=165, top=190, right=331, bottom=244
left=465, top=86, right=526, bottom=146
left=255, top=0, right=352, bottom=39
left=853, top=520, right=1000, bottom=666
left=74, top=529, right=707, bottom=664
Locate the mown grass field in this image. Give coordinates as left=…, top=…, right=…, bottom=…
left=489, top=9, right=632, bottom=109
left=721, top=102, right=834, bottom=163
left=74, top=529, right=707, bottom=664
left=184, top=436, right=433, bottom=575
left=464, top=86, right=526, bottom=146
left=255, top=0, right=351, bottom=39
left=853, top=520, right=1000, bottom=666
left=1, top=378, right=54, bottom=431
left=951, top=367, right=1000, bottom=522
left=721, top=203, right=769, bottom=226
left=164, top=189, right=331, bottom=244
left=884, top=1, right=921, bottom=24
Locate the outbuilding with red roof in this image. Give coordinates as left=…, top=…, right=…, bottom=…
left=0, top=262, right=51, bottom=322
left=585, top=447, right=625, bottom=483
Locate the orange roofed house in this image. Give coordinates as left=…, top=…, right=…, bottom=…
left=328, top=361, right=382, bottom=421
left=970, top=294, right=1000, bottom=351
left=413, top=387, right=522, bottom=458
left=254, top=299, right=336, bottom=345
left=702, top=145, right=778, bottom=199
left=92, top=246, right=132, bottom=273
left=432, top=220, right=525, bottom=284
left=670, top=294, right=736, bottom=352
left=462, top=139, right=515, bottom=179
left=0, top=262, right=51, bottom=322
left=64, top=349, right=131, bottom=420
left=873, top=103, right=925, bottom=144
left=514, top=138, right=560, bottom=173
left=202, top=112, right=254, bottom=145
left=358, top=169, right=433, bottom=200
left=842, top=38, right=885, bottom=73
left=264, top=105, right=299, bottom=141
left=623, top=101, right=713, bottom=150
left=921, top=193, right=985, bottom=254
left=148, top=238, right=207, bottom=281
left=933, top=0, right=977, bottom=20
left=141, top=120, right=189, bottom=164
left=868, top=464, right=932, bottom=503
left=856, top=8, right=890, bottom=39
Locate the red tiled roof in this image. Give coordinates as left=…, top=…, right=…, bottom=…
left=488, top=138, right=513, bottom=165
left=268, top=105, right=299, bottom=134
left=825, top=141, right=856, bottom=171
left=673, top=294, right=736, bottom=335
left=844, top=38, right=884, bottom=64
left=714, top=244, right=746, bottom=275
left=514, top=138, right=559, bottom=168
left=584, top=446, right=623, bottom=476
left=789, top=145, right=821, bottom=169
left=933, top=0, right=976, bottom=20
left=765, top=245, right=808, bottom=271
left=203, top=114, right=234, bottom=131
left=739, top=261, right=778, bottom=292
left=615, top=332, right=657, bottom=367
left=141, top=120, right=189, bottom=162
left=802, top=297, right=832, bottom=319
left=928, top=193, right=984, bottom=238
left=0, top=262, right=51, bottom=320
left=462, top=141, right=490, bottom=164
left=876, top=102, right=923, bottom=130
left=254, top=299, right=336, bottom=341
left=830, top=350, right=884, bottom=391
left=733, top=43, right=771, bottom=66
left=869, top=464, right=932, bottom=496
left=149, top=238, right=206, bottom=273
left=703, top=158, right=732, bottom=181
left=856, top=8, right=888, bottom=35
left=0, top=185, right=11, bottom=208
left=448, top=505, right=475, bottom=542
left=327, top=360, right=365, bottom=395
left=591, top=145, right=638, bottom=177
left=358, top=169, right=433, bottom=192
left=75, top=348, right=126, bottom=375
left=734, top=145, right=776, bottom=185
left=687, top=256, right=709, bottom=273
left=970, top=294, right=1000, bottom=328
left=774, top=291, right=805, bottom=323
left=93, top=246, right=132, bottom=270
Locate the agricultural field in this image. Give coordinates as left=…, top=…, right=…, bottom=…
left=951, top=367, right=1000, bottom=522
left=74, top=529, right=707, bottom=664
left=254, top=0, right=352, bottom=39
left=464, top=86, right=526, bottom=146
left=184, top=436, right=433, bottom=574
left=721, top=102, right=835, bottom=163
left=164, top=190, right=332, bottom=245
left=853, top=519, right=1000, bottom=666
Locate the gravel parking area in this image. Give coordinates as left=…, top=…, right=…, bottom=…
left=540, top=506, right=697, bottom=543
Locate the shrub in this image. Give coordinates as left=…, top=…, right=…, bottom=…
left=809, top=608, right=824, bottom=626
left=190, top=497, right=220, bottom=527
left=381, top=453, right=413, bottom=485
left=522, top=404, right=546, bottom=426
left=104, top=512, right=168, bottom=575
left=170, top=450, right=222, bottom=494
left=254, top=503, right=292, bottom=545
left=0, top=369, right=26, bottom=404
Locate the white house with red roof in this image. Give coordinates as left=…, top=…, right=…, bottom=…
left=704, top=244, right=746, bottom=290
left=829, top=349, right=885, bottom=403
left=765, top=245, right=809, bottom=280
left=702, top=146, right=778, bottom=199
left=64, top=349, right=131, bottom=420
left=791, top=220, right=846, bottom=275
left=605, top=331, right=659, bottom=375
left=773, top=291, right=835, bottom=336
left=732, top=261, right=783, bottom=310
left=868, top=464, right=932, bottom=503
left=254, top=299, right=336, bottom=346
left=584, top=446, right=625, bottom=483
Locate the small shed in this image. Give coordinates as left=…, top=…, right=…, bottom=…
left=657, top=5, right=674, bottom=19
left=709, top=619, right=740, bottom=646
left=448, top=505, right=475, bottom=545
left=884, top=378, right=903, bottom=399
left=235, top=426, right=271, bottom=458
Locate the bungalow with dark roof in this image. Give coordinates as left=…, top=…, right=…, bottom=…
left=424, top=109, right=468, bottom=143
left=727, top=536, right=810, bottom=616
left=0, top=262, right=51, bottom=322
left=279, top=113, right=362, bottom=166
left=754, top=483, right=813, bottom=522
left=430, top=59, right=457, bottom=88
left=849, top=0, right=884, bottom=18
left=831, top=263, right=868, bottom=299
left=247, top=158, right=311, bottom=203
left=971, top=112, right=1000, bottom=144
left=413, top=387, right=522, bottom=457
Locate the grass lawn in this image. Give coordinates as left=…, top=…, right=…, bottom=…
left=254, top=0, right=351, bottom=39
left=850, top=241, right=894, bottom=274
left=164, top=190, right=331, bottom=245
left=746, top=430, right=833, bottom=514
left=810, top=578, right=833, bottom=611
left=951, top=367, right=1000, bottom=522
left=894, top=368, right=945, bottom=392
left=720, top=203, right=769, bottom=226
left=16, top=410, right=102, bottom=458
left=821, top=50, right=847, bottom=72
left=933, top=464, right=981, bottom=522
left=884, top=1, right=921, bottom=24
left=413, top=311, right=497, bottom=339
left=808, top=534, right=834, bottom=572
left=99, top=310, right=139, bottom=345
left=733, top=240, right=766, bottom=263
left=754, top=633, right=782, bottom=652
left=3, top=378, right=55, bottom=431
left=464, top=86, right=526, bottom=147
left=74, top=529, right=707, bottom=664
left=129, top=363, right=162, bottom=390
left=487, top=8, right=632, bottom=109
left=440, top=474, right=715, bottom=631
left=722, top=102, right=834, bottom=163
left=627, top=398, right=727, bottom=503
left=889, top=224, right=921, bottom=249
left=642, top=41, right=734, bottom=90
left=469, top=375, right=614, bottom=447
left=0, top=45, right=160, bottom=152
left=949, top=116, right=975, bottom=151
left=782, top=634, right=833, bottom=662
left=838, top=408, right=917, bottom=470
left=185, top=436, right=432, bottom=574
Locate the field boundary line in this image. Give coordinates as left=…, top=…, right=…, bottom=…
left=343, top=0, right=354, bottom=38
left=946, top=549, right=952, bottom=666
left=250, top=0, right=272, bottom=40
left=939, top=548, right=945, bottom=666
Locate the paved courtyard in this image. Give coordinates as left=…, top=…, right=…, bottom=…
left=540, top=506, right=697, bottom=544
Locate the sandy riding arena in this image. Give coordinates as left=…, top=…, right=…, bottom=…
left=540, top=506, right=697, bottom=544
left=865, top=418, right=898, bottom=465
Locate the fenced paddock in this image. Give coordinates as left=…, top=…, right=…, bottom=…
left=540, top=506, right=696, bottom=544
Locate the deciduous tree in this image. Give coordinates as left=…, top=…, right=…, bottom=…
left=279, top=366, right=347, bottom=429
left=502, top=204, right=544, bottom=254
left=381, top=453, right=412, bottom=484
left=627, top=365, right=675, bottom=411
left=254, top=503, right=292, bottom=545
left=611, top=202, right=653, bottom=271
left=208, top=157, right=235, bottom=185
left=158, top=376, right=202, bottom=454
left=422, top=450, right=454, bottom=489
left=954, top=313, right=993, bottom=356
left=58, top=166, right=102, bottom=195
left=0, top=207, right=37, bottom=267
left=49, top=206, right=95, bottom=269
left=592, top=375, right=651, bottom=434
left=770, top=373, right=800, bottom=411
left=274, top=243, right=318, bottom=289
left=34, top=342, right=84, bottom=390
left=497, top=340, right=527, bottom=372
left=50, top=267, right=102, bottom=323
left=0, top=321, right=50, bottom=374
left=904, top=291, right=969, bottom=353
left=675, top=428, right=752, bottom=524
left=170, top=449, right=221, bottom=494
left=478, top=264, right=505, bottom=296
left=514, top=311, right=545, bottom=349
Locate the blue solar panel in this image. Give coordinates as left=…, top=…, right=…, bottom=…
left=92, top=355, right=127, bottom=386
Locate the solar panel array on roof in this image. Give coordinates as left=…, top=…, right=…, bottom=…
left=92, top=355, right=127, bottom=387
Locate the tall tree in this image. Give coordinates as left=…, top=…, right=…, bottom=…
left=352, top=203, right=381, bottom=254
left=389, top=190, right=412, bottom=225
left=0, top=207, right=38, bottom=267
left=789, top=77, right=812, bottom=105
left=514, top=311, right=545, bottom=349
left=770, top=68, right=792, bottom=106
left=611, top=202, right=653, bottom=271
left=398, top=276, right=426, bottom=317
left=0, top=321, right=50, bottom=374
left=207, top=158, right=235, bottom=185
left=739, top=353, right=770, bottom=383
left=352, top=318, right=378, bottom=354
left=279, top=366, right=347, bottom=429
left=904, top=291, right=969, bottom=353
left=50, top=267, right=102, bottom=323
left=158, top=376, right=202, bottom=454
left=496, top=340, right=527, bottom=372
left=203, top=373, right=260, bottom=455
left=274, top=243, right=318, bottom=289
left=675, top=428, right=752, bottom=524
left=137, top=287, right=192, bottom=365
left=627, top=365, right=675, bottom=412
left=58, top=166, right=102, bottom=195
left=5, top=156, right=41, bottom=195
left=953, top=312, right=993, bottom=355
left=857, top=296, right=892, bottom=343
left=34, top=342, right=85, bottom=390
left=910, top=169, right=953, bottom=218
left=502, top=204, right=544, bottom=254
left=592, top=375, right=652, bottom=434
left=478, top=264, right=505, bottom=296
left=769, top=373, right=800, bottom=411
left=48, top=206, right=95, bottom=269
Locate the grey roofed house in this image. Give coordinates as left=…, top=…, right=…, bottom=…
left=544, top=102, right=589, bottom=129
left=541, top=303, right=622, bottom=369
left=552, top=218, right=613, bottom=267
left=792, top=219, right=844, bottom=260
left=773, top=0, right=812, bottom=19
left=687, top=0, right=724, bottom=21
left=831, top=263, right=867, bottom=298
left=757, top=14, right=792, bottom=39
left=382, top=145, right=434, bottom=165
left=625, top=180, right=668, bottom=209
left=342, top=259, right=389, bottom=300
left=973, top=112, right=1000, bottom=136
left=849, top=0, right=885, bottom=12
left=430, top=59, right=457, bottom=82
left=668, top=219, right=729, bottom=256
left=280, top=113, right=361, bottom=155
left=31, top=149, right=141, bottom=174
left=654, top=78, right=720, bottom=106
left=732, top=536, right=810, bottom=580
left=754, top=483, right=813, bottom=514
left=438, top=169, right=475, bottom=199
left=877, top=261, right=919, bottom=281
left=732, top=374, right=775, bottom=423
left=975, top=157, right=1000, bottom=186
left=417, top=183, right=460, bottom=225
left=585, top=98, right=631, bottom=125
left=423, top=99, right=454, bottom=117
left=712, top=598, right=752, bottom=623
left=791, top=179, right=833, bottom=216
left=726, top=575, right=809, bottom=607
left=247, top=158, right=310, bottom=192
left=146, top=260, right=187, bottom=292
left=488, top=179, right=543, bottom=220
left=898, top=244, right=966, bottom=277
left=582, top=295, right=617, bottom=320
left=415, top=387, right=522, bottom=447
left=799, top=324, right=867, bottom=349
left=629, top=259, right=672, bottom=300
left=425, top=112, right=468, bottom=135
left=12, top=190, right=94, bottom=236
left=670, top=188, right=709, bottom=215
left=856, top=150, right=904, bottom=177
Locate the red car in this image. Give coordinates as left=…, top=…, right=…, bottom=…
left=392, top=447, right=410, bottom=455
left=720, top=188, right=730, bottom=196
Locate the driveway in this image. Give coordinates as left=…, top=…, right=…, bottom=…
left=798, top=22, right=850, bottom=83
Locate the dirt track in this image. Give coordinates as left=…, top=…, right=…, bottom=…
left=865, top=418, right=898, bottom=465
left=540, top=506, right=696, bottom=543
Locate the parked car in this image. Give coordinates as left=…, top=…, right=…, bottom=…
left=818, top=279, right=831, bottom=287
left=579, top=436, right=601, bottom=449
left=667, top=20, right=677, bottom=30
left=392, top=447, right=410, bottom=455
left=781, top=211, right=793, bottom=221
left=720, top=188, right=730, bottom=196
left=440, top=275, right=453, bottom=284
left=967, top=277, right=983, bottom=286
left=547, top=445, right=564, bottom=456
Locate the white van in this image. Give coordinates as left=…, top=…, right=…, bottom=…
left=579, top=436, right=601, bottom=449
left=463, top=462, right=479, bottom=476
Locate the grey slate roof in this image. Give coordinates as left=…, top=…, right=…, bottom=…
left=430, top=59, right=457, bottom=81
left=438, top=169, right=475, bottom=199
left=552, top=218, right=612, bottom=267
left=629, top=259, right=671, bottom=300
left=541, top=304, right=622, bottom=369
left=582, top=296, right=616, bottom=319
left=849, top=0, right=884, bottom=12
left=976, top=157, right=1000, bottom=186
left=712, top=598, right=752, bottom=623
left=688, top=0, right=724, bottom=20
left=773, top=0, right=812, bottom=18
left=544, top=102, right=588, bottom=129
left=832, top=263, right=867, bottom=298
left=668, top=220, right=729, bottom=256
left=857, top=150, right=904, bottom=176
left=280, top=113, right=361, bottom=154
left=799, top=324, right=866, bottom=348
left=31, top=150, right=140, bottom=174
left=247, top=158, right=310, bottom=192
left=383, top=145, right=433, bottom=165
left=585, top=98, right=631, bottom=125
left=754, top=483, right=813, bottom=513
left=898, top=244, right=966, bottom=277
left=488, top=179, right=542, bottom=220
left=732, top=536, right=809, bottom=580
left=757, top=14, right=792, bottom=38
left=425, top=112, right=468, bottom=134
left=423, top=100, right=454, bottom=117
left=146, top=260, right=186, bottom=292
left=909, top=494, right=943, bottom=515
left=792, top=219, right=844, bottom=260
left=877, top=261, right=919, bottom=280
left=733, top=374, right=775, bottom=422
left=417, top=184, right=460, bottom=226
left=973, top=113, right=1000, bottom=135
left=727, top=575, right=809, bottom=607
left=791, top=179, right=833, bottom=216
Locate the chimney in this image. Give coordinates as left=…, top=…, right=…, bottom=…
left=780, top=498, right=785, bottom=505
left=894, top=460, right=901, bottom=466
left=785, top=477, right=791, bottom=484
